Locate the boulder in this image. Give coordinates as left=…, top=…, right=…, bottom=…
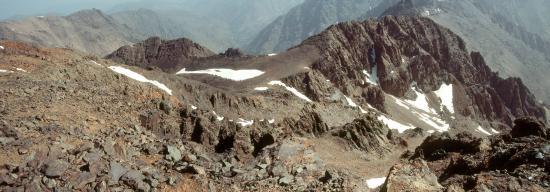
left=43, top=160, right=70, bottom=177
left=109, top=162, right=129, bottom=182
left=511, top=117, right=548, bottom=138
left=382, top=160, right=443, bottom=192
left=165, top=145, right=182, bottom=162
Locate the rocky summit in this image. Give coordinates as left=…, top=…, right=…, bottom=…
left=0, top=1, right=549, bottom=192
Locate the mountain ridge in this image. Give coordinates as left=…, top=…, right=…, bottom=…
left=380, top=0, right=550, bottom=104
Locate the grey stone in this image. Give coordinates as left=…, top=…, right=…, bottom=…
left=146, top=178, right=159, bottom=188
left=75, top=172, right=97, bottom=189
left=0, top=137, right=15, bottom=145
left=18, top=148, right=28, bottom=155
left=26, top=176, right=44, bottom=191
left=271, top=163, right=287, bottom=177
left=103, top=138, right=116, bottom=157
left=42, top=176, right=57, bottom=189
left=165, top=145, right=182, bottom=162
left=257, top=163, right=268, bottom=170
left=293, top=166, right=304, bottom=175
left=183, top=153, right=197, bottom=163
left=278, top=175, right=294, bottom=186
left=168, top=177, right=177, bottom=186
left=222, top=160, right=232, bottom=168
left=133, top=124, right=142, bottom=133
left=44, top=159, right=69, bottom=177
left=121, top=170, right=150, bottom=192
left=189, top=164, right=206, bottom=175
left=110, top=162, right=129, bottom=182
left=231, top=167, right=246, bottom=174
left=83, top=151, right=102, bottom=162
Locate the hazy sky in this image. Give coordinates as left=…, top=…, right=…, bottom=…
left=0, top=0, right=141, bottom=20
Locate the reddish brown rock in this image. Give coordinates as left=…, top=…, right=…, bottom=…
left=106, top=37, right=215, bottom=72
left=297, top=16, right=546, bottom=127
left=511, top=117, right=548, bottom=138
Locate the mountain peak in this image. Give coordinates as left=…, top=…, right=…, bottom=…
left=296, top=15, right=545, bottom=126
left=106, top=36, right=215, bottom=72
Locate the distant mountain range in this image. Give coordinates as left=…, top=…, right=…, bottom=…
left=0, top=0, right=303, bottom=55
left=0, top=9, right=142, bottom=56
left=245, top=0, right=384, bottom=54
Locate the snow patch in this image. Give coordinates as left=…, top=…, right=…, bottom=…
left=414, top=112, right=449, bottom=132
left=404, top=88, right=436, bottom=114
left=90, top=60, right=103, bottom=67
left=268, top=81, right=312, bottom=102
left=36, top=16, right=45, bottom=18
left=362, top=65, right=379, bottom=85
left=303, top=67, right=310, bottom=70
left=427, top=130, right=435, bottom=134
left=434, top=83, right=454, bottom=113
left=393, top=96, right=410, bottom=110
left=0, top=45, right=4, bottom=50
left=176, top=68, right=264, bottom=81
left=366, top=177, right=386, bottom=189
left=191, top=105, right=197, bottom=110
left=477, top=126, right=492, bottom=135
left=0, top=69, right=13, bottom=73
left=421, top=8, right=443, bottom=17
left=254, top=87, right=269, bottom=91
left=390, top=91, right=450, bottom=132
left=490, top=128, right=500, bottom=134
left=212, top=111, right=224, bottom=121
left=345, top=96, right=359, bottom=108
left=267, top=53, right=277, bottom=56
left=378, top=115, right=415, bottom=133
left=268, top=119, right=275, bottom=124
left=109, top=66, right=173, bottom=95
left=236, top=118, right=254, bottom=127
left=15, top=68, right=27, bottom=72
left=345, top=96, right=367, bottom=114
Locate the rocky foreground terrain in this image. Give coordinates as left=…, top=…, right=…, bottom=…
left=385, top=117, right=549, bottom=191
left=1, top=15, right=549, bottom=192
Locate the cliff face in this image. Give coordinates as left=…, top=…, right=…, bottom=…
left=381, top=0, right=550, bottom=104
left=295, top=16, right=545, bottom=126
left=105, top=37, right=216, bottom=72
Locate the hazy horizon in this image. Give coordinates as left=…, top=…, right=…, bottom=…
left=0, top=0, right=142, bottom=20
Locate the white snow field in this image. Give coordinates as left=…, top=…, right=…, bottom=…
left=268, top=80, right=312, bottom=102
left=108, top=66, right=173, bottom=95
left=176, top=68, right=265, bottom=81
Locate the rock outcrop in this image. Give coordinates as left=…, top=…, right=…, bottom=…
left=295, top=15, right=546, bottom=127
left=106, top=37, right=215, bottom=72
left=382, top=160, right=443, bottom=192
left=384, top=118, right=550, bottom=191
left=381, top=0, right=550, bottom=104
